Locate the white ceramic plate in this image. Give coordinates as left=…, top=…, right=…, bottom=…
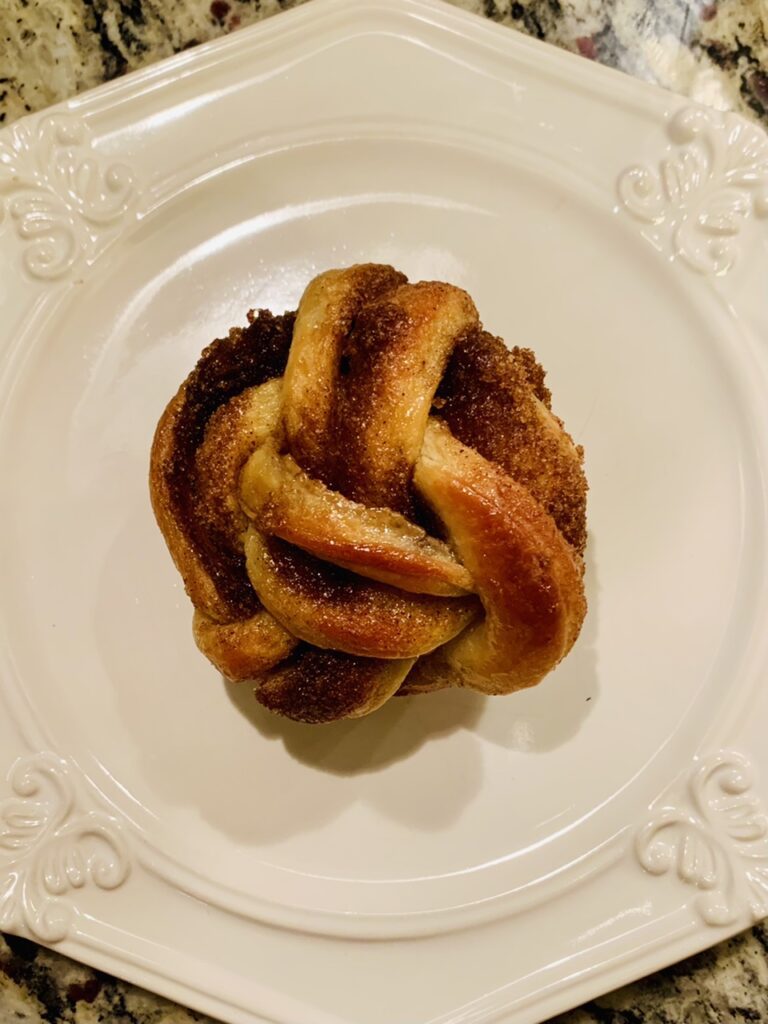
left=2, top=1, right=768, bottom=1021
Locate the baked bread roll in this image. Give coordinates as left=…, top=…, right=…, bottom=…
left=150, top=264, right=587, bottom=723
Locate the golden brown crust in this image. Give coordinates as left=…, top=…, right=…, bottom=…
left=245, top=532, right=479, bottom=658
left=149, top=263, right=588, bottom=722
left=193, top=608, right=296, bottom=682
left=240, top=442, right=474, bottom=596
left=282, top=264, right=407, bottom=485
left=326, top=281, right=478, bottom=514
left=149, top=311, right=295, bottom=621
left=194, top=380, right=282, bottom=553
left=254, top=647, right=414, bottom=724
left=410, top=420, right=586, bottom=693
left=151, top=387, right=227, bottom=620
left=282, top=269, right=478, bottom=517
left=437, top=330, right=588, bottom=556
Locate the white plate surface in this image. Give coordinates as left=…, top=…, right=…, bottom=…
left=1, top=2, right=768, bottom=1022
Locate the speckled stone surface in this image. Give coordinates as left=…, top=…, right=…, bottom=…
left=1, top=1, right=768, bottom=1022
left=0, top=0, right=767, bottom=127
left=2, top=923, right=768, bottom=1024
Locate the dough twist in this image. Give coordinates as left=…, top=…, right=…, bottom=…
left=150, top=265, right=587, bottom=723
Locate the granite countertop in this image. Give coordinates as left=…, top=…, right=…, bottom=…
left=1, top=1, right=768, bottom=1023
left=0, top=0, right=767, bottom=128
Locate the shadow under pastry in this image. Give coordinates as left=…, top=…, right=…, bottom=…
left=229, top=529, right=600, bottom=759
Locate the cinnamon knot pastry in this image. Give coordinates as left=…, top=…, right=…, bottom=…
left=150, top=264, right=587, bottom=723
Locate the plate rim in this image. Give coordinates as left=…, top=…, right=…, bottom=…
left=1, top=1, right=768, bottom=1022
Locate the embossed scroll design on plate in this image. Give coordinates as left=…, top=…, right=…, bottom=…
left=0, top=113, right=136, bottom=280
left=0, top=752, right=131, bottom=942
left=618, top=106, right=768, bottom=276
left=636, top=751, right=768, bottom=926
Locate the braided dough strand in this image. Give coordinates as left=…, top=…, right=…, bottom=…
left=150, top=264, right=588, bottom=723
